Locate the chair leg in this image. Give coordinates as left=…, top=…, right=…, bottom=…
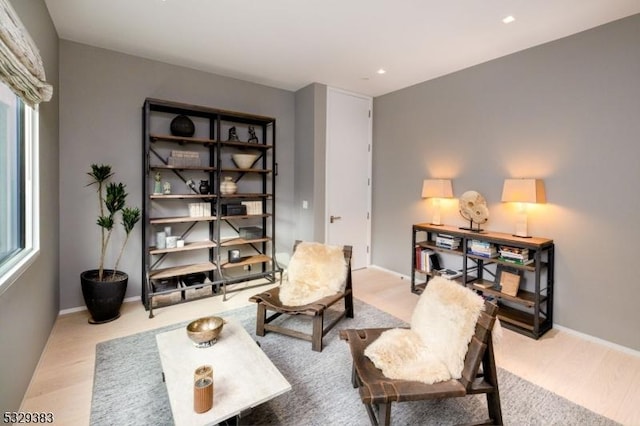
left=377, top=403, right=391, bottom=426
left=312, top=313, right=324, bottom=352
left=483, top=334, right=503, bottom=425
left=256, top=304, right=266, bottom=336
left=486, top=391, right=503, bottom=426
left=351, top=363, right=359, bottom=388
left=364, top=402, right=391, bottom=426
left=345, top=291, right=354, bottom=318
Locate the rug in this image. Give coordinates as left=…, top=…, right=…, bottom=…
left=91, top=300, right=619, bottom=426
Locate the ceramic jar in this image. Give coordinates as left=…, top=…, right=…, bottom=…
left=220, top=176, right=237, bottom=195
left=199, top=180, right=210, bottom=194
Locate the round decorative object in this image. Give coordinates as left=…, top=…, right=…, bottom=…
left=186, top=316, right=225, bottom=347
left=170, top=114, right=195, bottom=137
left=459, top=190, right=489, bottom=227
left=232, top=153, right=258, bottom=169
left=220, top=176, right=237, bottom=195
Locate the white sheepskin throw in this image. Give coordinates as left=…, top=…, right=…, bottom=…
left=278, top=242, right=347, bottom=306
left=364, top=277, right=485, bottom=384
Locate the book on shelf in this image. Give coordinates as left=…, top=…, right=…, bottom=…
left=438, top=268, right=462, bottom=280
left=436, top=234, right=461, bottom=249
left=468, top=239, right=495, bottom=256
left=469, top=250, right=499, bottom=258
left=498, top=249, right=530, bottom=259
left=499, top=245, right=529, bottom=255
left=415, top=247, right=441, bottom=272
left=474, top=281, right=495, bottom=289
left=499, top=256, right=534, bottom=265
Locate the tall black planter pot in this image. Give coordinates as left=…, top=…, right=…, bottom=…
left=81, top=269, right=128, bottom=324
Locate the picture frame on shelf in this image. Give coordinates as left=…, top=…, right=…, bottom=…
left=496, top=264, right=522, bottom=297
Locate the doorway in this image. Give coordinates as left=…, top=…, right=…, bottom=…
left=325, top=88, right=372, bottom=270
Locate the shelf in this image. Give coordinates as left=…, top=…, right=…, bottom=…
left=143, top=98, right=279, bottom=315
left=150, top=133, right=215, bottom=146
left=149, top=262, right=217, bottom=280
left=150, top=215, right=217, bottom=224
left=467, top=281, right=543, bottom=308
left=219, top=237, right=270, bottom=247
left=220, top=193, right=272, bottom=199
left=151, top=164, right=216, bottom=172
left=220, top=213, right=271, bottom=220
left=221, top=254, right=271, bottom=269
left=416, top=241, right=464, bottom=255
left=150, top=194, right=216, bottom=200
left=149, top=240, right=216, bottom=255
left=220, top=140, right=273, bottom=150
left=220, top=167, right=272, bottom=174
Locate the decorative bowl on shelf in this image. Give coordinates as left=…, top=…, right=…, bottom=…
left=232, top=153, right=258, bottom=169
left=186, top=316, right=225, bottom=348
left=170, top=114, right=195, bottom=137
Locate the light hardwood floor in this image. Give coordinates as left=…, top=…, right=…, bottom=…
left=20, top=268, right=640, bottom=425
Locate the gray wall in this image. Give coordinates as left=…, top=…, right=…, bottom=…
left=372, top=14, right=640, bottom=350
left=59, top=41, right=296, bottom=310
left=294, top=83, right=327, bottom=242
left=0, top=0, right=59, bottom=413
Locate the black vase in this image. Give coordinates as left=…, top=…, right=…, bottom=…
left=170, top=114, right=195, bottom=137
left=81, top=269, right=128, bottom=324
left=199, top=180, right=210, bottom=194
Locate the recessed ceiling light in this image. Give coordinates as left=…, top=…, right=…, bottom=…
left=502, top=16, right=515, bottom=24
left=377, top=69, right=386, bottom=75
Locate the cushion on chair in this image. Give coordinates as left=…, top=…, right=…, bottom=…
left=364, top=277, right=485, bottom=384
left=278, top=242, right=347, bottom=306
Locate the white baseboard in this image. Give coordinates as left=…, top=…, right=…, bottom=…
left=553, top=324, right=640, bottom=358
left=368, top=264, right=640, bottom=358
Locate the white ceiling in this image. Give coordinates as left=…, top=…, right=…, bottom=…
left=44, top=0, right=640, bottom=97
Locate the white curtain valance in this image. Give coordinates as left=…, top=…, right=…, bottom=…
left=0, top=0, right=53, bottom=106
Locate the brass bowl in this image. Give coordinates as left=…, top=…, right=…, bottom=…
left=186, top=316, right=224, bottom=348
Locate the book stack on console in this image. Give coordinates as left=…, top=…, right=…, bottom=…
left=435, top=233, right=461, bottom=250
left=468, top=239, right=498, bottom=258
left=498, top=245, right=534, bottom=265
left=415, top=247, right=441, bottom=273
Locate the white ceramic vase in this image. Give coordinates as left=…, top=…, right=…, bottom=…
left=220, top=176, right=237, bottom=195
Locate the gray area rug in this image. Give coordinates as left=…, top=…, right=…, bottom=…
left=91, top=300, right=618, bottom=426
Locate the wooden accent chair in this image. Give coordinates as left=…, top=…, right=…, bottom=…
left=339, top=301, right=502, bottom=426
left=249, top=241, right=353, bottom=352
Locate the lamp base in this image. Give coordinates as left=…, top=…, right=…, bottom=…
left=429, top=223, right=444, bottom=226
left=512, top=234, right=533, bottom=238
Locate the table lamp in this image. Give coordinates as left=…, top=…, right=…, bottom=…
left=421, top=179, right=453, bottom=226
left=501, top=178, right=545, bottom=238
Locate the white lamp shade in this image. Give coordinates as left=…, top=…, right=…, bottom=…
left=421, top=179, right=453, bottom=199
left=501, top=179, right=546, bottom=204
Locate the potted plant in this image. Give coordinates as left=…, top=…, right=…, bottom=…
left=81, top=164, right=141, bottom=324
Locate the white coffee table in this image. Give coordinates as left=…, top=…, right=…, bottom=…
left=156, top=317, right=291, bottom=425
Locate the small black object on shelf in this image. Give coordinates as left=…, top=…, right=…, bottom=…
left=183, top=272, right=207, bottom=286
left=170, top=114, right=195, bottom=137
left=199, top=180, right=210, bottom=194
left=228, top=249, right=241, bottom=263
left=227, top=126, right=240, bottom=141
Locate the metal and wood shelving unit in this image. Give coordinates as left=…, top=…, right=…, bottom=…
left=142, top=98, right=280, bottom=317
left=411, top=223, right=554, bottom=339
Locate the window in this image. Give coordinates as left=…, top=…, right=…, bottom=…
left=0, top=81, right=39, bottom=293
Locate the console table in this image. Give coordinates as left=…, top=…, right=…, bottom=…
left=411, top=223, right=554, bottom=339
